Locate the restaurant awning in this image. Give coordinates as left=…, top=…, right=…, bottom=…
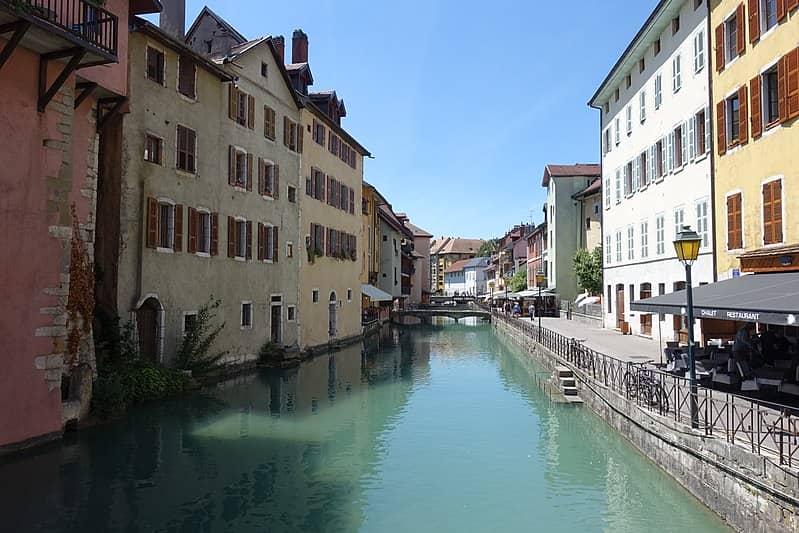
left=631, top=272, right=799, bottom=326
left=361, top=284, right=393, bottom=302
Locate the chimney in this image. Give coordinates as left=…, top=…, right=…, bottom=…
left=292, top=29, right=308, bottom=63
left=272, top=35, right=285, bottom=64
left=159, top=0, right=186, bottom=41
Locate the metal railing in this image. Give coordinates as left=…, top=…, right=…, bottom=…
left=4, top=0, right=119, bottom=56
left=492, top=310, right=799, bottom=468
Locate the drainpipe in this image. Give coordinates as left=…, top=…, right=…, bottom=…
left=705, top=0, right=718, bottom=282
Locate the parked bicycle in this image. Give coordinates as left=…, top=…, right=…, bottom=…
left=624, top=364, right=670, bottom=413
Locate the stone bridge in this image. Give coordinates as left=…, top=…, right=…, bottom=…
left=393, top=308, right=491, bottom=324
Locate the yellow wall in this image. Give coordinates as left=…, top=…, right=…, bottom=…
left=711, top=1, right=799, bottom=278
left=298, top=108, right=363, bottom=348
left=360, top=184, right=380, bottom=285
left=582, top=193, right=602, bottom=251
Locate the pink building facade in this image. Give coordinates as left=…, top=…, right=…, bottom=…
left=0, top=0, right=161, bottom=451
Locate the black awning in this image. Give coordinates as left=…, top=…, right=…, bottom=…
left=631, top=272, right=799, bottom=326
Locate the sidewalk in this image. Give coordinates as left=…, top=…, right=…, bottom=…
left=514, top=316, right=664, bottom=364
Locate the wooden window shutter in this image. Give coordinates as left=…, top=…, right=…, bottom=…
left=297, top=124, right=303, bottom=153
left=257, top=223, right=264, bottom=261
left=774, top=181, right=783, bottom=242
left=777, top=0, right=787, bottom=21
left=247, top=95, right=255, bottom=129
left=787, top=48, right=799, bottom=119
left=274, top=165, right=280, bottom=199
left=229, top=85, right=237, bottom=120
left=211, top=213, right=218, bottom=256
left=715, top=24, right=725, bottom=72
left=273, top=226, right=279, bottom=262
left=727, top=194, right=741, bottom=249
left=246, top=154, right=254, bottom=191
left=738, top=85, right=748, bottom=144
left=228, top=145, right=235, bottom=186
left=778, top=55, right=788, bottom=123
left=349, top=188, right=355, bottom=215
left=748, top=0, right=759, bottom=43
left=763, top=183, right=774, bottom=244
left=246, top=221, right=253, bottom=259
left=146, top=197, right=158, bottom=248
left=788, top=0, right=798, bottom=12
left=716, top=100, right=727, bottom=155
left=283, top=116, right=290, bottom=146
left=227, top=216, right=235, bottom=258
left=327, top=176, right=333, bottom=205
left=750, top=75, right=762, bottom=138
left=257, top=157, right=264, bottom=195
left=174, top=204, right=183, bottom=251
left=188, top=207, right=197, bottom=253
left=736, top=4, right=745, bottom=56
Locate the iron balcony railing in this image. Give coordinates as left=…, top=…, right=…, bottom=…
left=4, top=0, right=118, bottom=56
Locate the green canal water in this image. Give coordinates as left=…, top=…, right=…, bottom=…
left=0, top=323, right=731, bottom=532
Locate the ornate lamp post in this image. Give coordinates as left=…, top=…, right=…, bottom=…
left=673, top=225, right=702, bottom=429
left=536, top=269, right=545, bottom=343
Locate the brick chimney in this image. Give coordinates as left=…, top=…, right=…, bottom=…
left=159, top=0, right=186, bottom=41
left=292, top=29, right=308, bottom=63
left=272, top=35, right=285, bottom=64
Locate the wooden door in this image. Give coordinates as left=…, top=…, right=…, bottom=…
left=271, top=305, right=282, bottom=344
left=616, top=285, right=625, bottom=329
left=137, top=298, right=159, bottom=360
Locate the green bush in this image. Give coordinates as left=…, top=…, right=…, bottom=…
left=175, top=298, right=227, bottom=375
left=92, top=364, right=188, bottom=418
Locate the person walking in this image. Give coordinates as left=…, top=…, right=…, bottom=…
left=528, top=303, right=535, bottom=321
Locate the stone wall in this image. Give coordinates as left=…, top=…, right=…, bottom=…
left=493, top=318, right=799, bottom=533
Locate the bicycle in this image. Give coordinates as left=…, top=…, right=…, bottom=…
left=624, top=365, right=670, bottom=413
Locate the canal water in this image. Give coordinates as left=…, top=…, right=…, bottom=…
left=0, top=322, right=731, bottom=532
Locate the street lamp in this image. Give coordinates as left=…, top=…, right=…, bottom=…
left=673, top=225, right=702, bottom=429
left=536, top=269, right=545, bottom=342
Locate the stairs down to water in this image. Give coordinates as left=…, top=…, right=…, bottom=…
left=555, top=366, right=583, bottom=404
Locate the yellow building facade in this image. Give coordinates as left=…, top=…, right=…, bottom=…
left=711, top=0, right=799, bottom=278
left=360, top=182, right=382, bottom=286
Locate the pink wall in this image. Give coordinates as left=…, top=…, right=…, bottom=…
left=79, top=0, right=130, bottom=97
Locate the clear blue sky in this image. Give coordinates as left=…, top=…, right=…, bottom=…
left=156, top=1, right=655, bottom=240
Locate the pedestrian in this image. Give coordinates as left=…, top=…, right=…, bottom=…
left=528, top=303, right=535, bottom=321
left=512, top=303, right=521, bottom=317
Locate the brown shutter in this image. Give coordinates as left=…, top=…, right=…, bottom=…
left=188, top=207, right=197, bottom=253
left=788, top=0, right=798, bottom=12
left=283, top=116, right=289, bottom=146
left=349, top=188, right=355, bottom=215
left=247, top=95, right=255, bottom=129
left=738, top=85, right=748, bottom=144
left=257, top=222, right=264, bottom=261
left=227, top=216, right=235, bottom=258
left=715, top=24, right=725, bottom=72
left=297, top=123, right=304, bottom=153
left=763, top=183, right=773, bottom=244
left=787, top=48, right=799, bottom=120
left=146, top=197, right=158, bottom=248
left=228, top=145, right=235, bottom=186
left=777, top=0, right=787, bottom=21
left=779, top=55, right=788, bottom=123
left=716, top=100, right=727, bottom=155
left=273, top=226, right=279, bottom=262
left=246, top=221, right=253, bottom=259
left=257, top=157, right=264, bottom=195
left=246, top=153, right=253, bottom=191
left=748, top=0, right=760, bottom=43
left=211, top=213, right=219, bottom=256
left=736, top=3, right=745, bottom=56
left=174, top=204, right=183, bottom=251
left=274, top=165, right=280, bottom=199
left=774, top=180, right=783, bottom=242
left=750, top=75, right=762, bottom=138
left=228, top=85, right=237, bottom=120
left=727, top=194, right=740, bottom=249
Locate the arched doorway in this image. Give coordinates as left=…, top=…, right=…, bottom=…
left=136, top=297, right=161, bottom=361
left=328, top=291, right=337, bottom=337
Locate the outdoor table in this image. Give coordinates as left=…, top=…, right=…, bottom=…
left=754, top=367, right=786, bottom=388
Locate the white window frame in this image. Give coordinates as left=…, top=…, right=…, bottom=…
left=639, top=90, right=646, bottom=123
left=695, top=198, right=710, bottom=249
left=604, top=177, right=611, bottom=209
left=145, top=42, right=166, bottom=86
left=626, top=105, right=632, bottom=135
left=656, top=214, right=665, bottom=255
left=693, top=29, right=705, bottom=73
left=234, top=216, right=247, bottom=260
left=262, top=159, right=276, bottom=198
left=654, top=73, right=662, bottom=109
left=312, top=288, right=320, bottom=304
left=233, top=146, right=248, bottom=190
left=724, top=10, right=739, bottom=65
left=605, top=234, right=612, bottom=265
left=615, top=168, right=622, bottom=204
left=287, top=305, right=296, bottom=322
left=640, top=220, right=649, bottom=259
left=156, top=197, right=176, bottom=253
left=627, top=225, right=634, bottom=260
left=672, top=54, right=682, bottom=93
left=144, top=131, right=164, bottom=165
left=196, top=207, right=211, bottom=256
left=614, top=117, right=621, bottom=145
left=673, top=206, right=686, bottom=242
left=181, top=310, right=198, bottom=337
left=615, top=230, right=622, bottom=262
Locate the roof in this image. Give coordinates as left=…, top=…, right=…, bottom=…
left=465, top=257, right=490, bottom=269
left=739, top=243, right=799, bottom=259
left=631, top=272, right=799, bottom=326
left=405, top=221, right=433, bottom=238
left=444, top=259, right=472, bottom=274
left=573, top=177, right=602, bottom=200
left=377, top=204, right=412, bottom=236
left=186, top=6, right=247, bottom=47
left=588, top=0, right=680, bottom=108
left=303, top=96, right=371, bottom=157
left=542, top=164, right=601, bottom=187
left=432, top=238, right=485, bottom=256
left=131, top=0, right=162, bottom=15
left=130, top=17, right=234, bottom=81
left=362, top=284, right=392, bottom=302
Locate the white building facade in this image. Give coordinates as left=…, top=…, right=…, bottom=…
left=590, top=0, right=714, bottom=342
left=464, top=258, right=489, bottom=296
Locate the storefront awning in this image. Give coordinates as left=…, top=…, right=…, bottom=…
left=362, top=284, right=393, bottom=302
left=631, top=272, right=799, bottom=326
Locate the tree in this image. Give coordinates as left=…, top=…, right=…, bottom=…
left=573, top=246, right=603, bottom=294
left=508, top=268, right=527, bottom=292
left=477, top=238, right=499, bottom=257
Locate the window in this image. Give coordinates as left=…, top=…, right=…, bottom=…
left=654, top=38, right=661, bottom=56
left=672, top=124, right=685, bottom=167
left=614, top=117, right=621, bottom=144
left=763, top=179, right=783, bottom=245
left=615, top=168, right=621, bottom=203
left=258, top=224, right=278, bottom=262
left=726, top=192, right=743, bottom=250
left=627, top=225, right=634, bottom=260
left=654, top=74, right=662, bottom=109
left=144, top=134, right=162, bottom=164
left=763, top=66, right=780, bottom=126
left=347, top=288, right=353, bottom=302
left=310, top=222, right=325, bottom=254
left=672, top=15, right=680, bottom=35
left=178, top=56, right=196, bottom=99
left=624, top=161, right=633, bottom=195
left=606, top=235, right=612, bottom=264
left=626, top=74, right=631, bottom=89
left=639, top=151, right=648, bottom=188
left=694, top=108, right=707, bottom=155
left=176, top=125, right=196, bottom=173
left=726, top=93, right=741, bottom=144
left=626, top=106, right=632, bottom=134
left=232, top=148, right=249, bottom=189
left=183, top=312, right=197, bottom=336
left=640, top=221, right=649, bottom=258
left=696, top=199, right=709, bottom=248
left=288, top=186, right=296, bottom=203
left=313, top=120, right=325, bottom=145
left=639, top=90, right=646, bottom=122
left=146, top=46, right=164, bottom=85
left=604, top=128, right=612, bottom=154
left=656, top=214, right=665, bottom=255
left=261, top=62, right=268, bottom=78
left=605, top=176, right=611, bottom=208
left=284, top=117, right=302, bottom=152
left=197, top=211, right=211, bottom=254
left=615, top=230, right=622, bottom=262
left=763, top=0, right=778, bottom=33
left=639, top=58, right=646, bottom=73
left=693, top=29, right=705, bottom=73
left=311, top=168, right=326, bottom=201
left=235, top=219, right=248, bottom=258
left=614, top=88, right=619, bottom=102
left=241, top=302, right=253, bottom=329
left=724, top=12, right=739, bottom=64
left=158, top=202, right=175, bottom=249
left=673, top=207, right=685, bottom=241
left=654, top=140, right=664, bottom=179
left=264, top=105, right=276, bottom=140
left=286, top=242, right=294, bottom=258
left=312, top=289, right=319, bottom=303
left=259, top=160, right=277, bottom=197
left=287, top=306, right=296, bottom=321
left=672, top=55, right=681, bottom=92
